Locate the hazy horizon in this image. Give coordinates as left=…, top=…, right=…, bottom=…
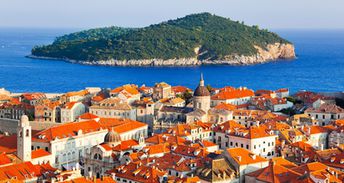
left=1, top=0, right=344, bottom=30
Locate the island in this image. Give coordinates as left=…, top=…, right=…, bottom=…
left=30, top=13, right=296, bottom=66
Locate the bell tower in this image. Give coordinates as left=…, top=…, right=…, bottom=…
left=17, top=115, right=32, bottom=161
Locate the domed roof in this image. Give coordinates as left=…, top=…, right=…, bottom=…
left=194, top=73, right=210, bottom=97
left=194, top=86, right=210, bottom=96
left=104, top=128, right=121, bottom=144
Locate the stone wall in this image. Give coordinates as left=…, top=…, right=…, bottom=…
left=0, top=118, right=60, bottom=134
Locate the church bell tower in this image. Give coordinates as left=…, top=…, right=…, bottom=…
left=17, top=115, right=32, bottom=161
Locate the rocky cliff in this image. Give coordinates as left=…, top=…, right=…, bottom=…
left=54, top=43, right=295, bottom=66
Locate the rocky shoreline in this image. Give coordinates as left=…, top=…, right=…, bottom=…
left=28, top=43, right=295, bottom=67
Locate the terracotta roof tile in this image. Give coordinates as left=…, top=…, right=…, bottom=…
left=226, top=148, right=268, bottom=165
left=31, top=149, right=51, bottom=159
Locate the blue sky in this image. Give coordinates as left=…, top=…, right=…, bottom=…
left=1, top=0, right=343, bottom=29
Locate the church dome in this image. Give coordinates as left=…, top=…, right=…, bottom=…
left=194, top=73, right=210, bottom=97
left=104, top=128, right=121, bottom=144
left=194, top=86, right=210, bottom=96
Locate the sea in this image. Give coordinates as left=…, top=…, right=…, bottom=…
left=0, top=28, right=343, bottom=93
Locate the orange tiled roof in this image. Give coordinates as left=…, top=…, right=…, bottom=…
left=21, top=93, right=46, bottom=101
left=147, top=153, right=204, bottom=173
left=145, top=134, right=186, bottom=145
left=301, top=126, right=329, bottom=135
left=246, top=161, right=301, bottom=183
left=107, top=162, right=165, bottom=183
left=31, top=149, right=51, bottom=159
left=143, top=143, right=170, bottom=155
left=112, top=121, right=147, bottom=134
left=34, top=120, right=102, bottom=141
left=64, top=101, right=78, bottom=109
left=271, top=157, right=297, bottom=169
left=92, top=95, right=105, bottom=102
left=171, top=144, right=208, bottom=158
left=306, top=103, right=344, bottom=114
left=65, top=90, right=89, bottom=97
left=61, top=176, right=116, bottom=183
left=213, top=120, right=245, bottom=133
left=111, top=84, right=139, bottom=95
left=78, top=112, right=99, bottom=120
left=113, top=139, right=139, bottom=151
left=0, top=153, right=12, bottom=166
left=0, top=135, right=17, bottom=154
left=211, top=87, right=254, bottom=100
left=227, top=148, right=267, bottom=165
left=276, top=88, right=289, bottom=93
left=98, top=118, right=147, bottom=134
left=172, top=86, right=192, bottom=94
left=0, top=162, right=40, bottom=181
left=290, top=162, right=344, bottom=182
left=214, top=103, right=237, bottom=110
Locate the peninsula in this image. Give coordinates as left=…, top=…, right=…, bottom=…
left=30, top=13, right=296, bottom=66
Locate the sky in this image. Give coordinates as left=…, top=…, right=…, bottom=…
left=1, top=0, right=343, bottom=29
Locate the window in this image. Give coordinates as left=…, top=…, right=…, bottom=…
left=246, top=145, right=249, bottom=149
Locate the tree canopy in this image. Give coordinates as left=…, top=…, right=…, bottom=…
left=32, top=13, right=291, bottom=62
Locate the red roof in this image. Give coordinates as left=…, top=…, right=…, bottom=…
left=34, top=120, right=102, bottom=141
left=211, top=87, right=254, bottom=100
left=113, top=140, right=139, bottom=151
left=0, top=135, right=17, bottom=154
left=0, top=162, right=41, bottom=181
left=32, top=149, right=51, bottom=159
left=0, top=153, right=12, bottom=165
left=79, top=112, right=99, bottom=120
left=227, top=148, right=267, bottom=165
left=172, top=86, right=192, bottom=93
left=107, top=162, right=165, bottom=183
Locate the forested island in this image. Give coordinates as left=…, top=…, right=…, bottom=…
left=30, top=13, right=295, bottom=66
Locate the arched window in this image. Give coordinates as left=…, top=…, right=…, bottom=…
left=19, top=130, right=23, bottom=137
left=26, top=129, right=30, bottom=137
left=93, top=153, right=102, bottom=160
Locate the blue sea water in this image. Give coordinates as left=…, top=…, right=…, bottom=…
left=0, top=28, right=343, bottom=93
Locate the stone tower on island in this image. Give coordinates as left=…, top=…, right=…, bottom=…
left=193, top=73, right=211, bottom=113
left=17, top=115, right=32, bottom=162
